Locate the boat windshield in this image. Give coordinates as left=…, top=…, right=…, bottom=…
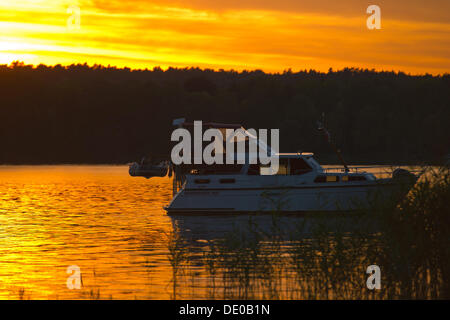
left=248, top=158, right=312, bottom=175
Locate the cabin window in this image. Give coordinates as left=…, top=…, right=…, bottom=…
left=247, top=164, right=276, bottom=175
left=256, top=159, right=289, bottom=175
left=348, top=175, right=366, bottom=181
left=342, top=175, right=349, bottom=182
left=314, top=175, right=326, bottom=183
left=194, top=179, right=210, bottom=184
left=290, top=158, right=312, bottom=175
left=220, top=178, right=235, bottom=184
left=314, top=175, right=339, bottom=183
left=247, top=158, right=311, bottom=176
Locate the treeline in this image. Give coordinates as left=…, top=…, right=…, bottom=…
left=0, top=62, right=449, bottom=164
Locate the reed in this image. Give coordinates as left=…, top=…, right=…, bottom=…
left=168, top=166, right=450, bottom=299
left=166, top=225, right=189, bottom=300
left=18, top=288, right=25, bottom=300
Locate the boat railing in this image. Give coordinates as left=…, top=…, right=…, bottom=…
left=322, top=165, right=424, bottom=178
left=322, top=165, right=398, bottom=177
left=323, top=165, right=393, bottom=171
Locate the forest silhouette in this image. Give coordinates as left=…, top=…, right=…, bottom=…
left=0, top=62, right=448, bottom=164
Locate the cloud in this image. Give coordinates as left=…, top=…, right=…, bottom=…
left=0, top=0, right=449, bottom=74
left=87, top=0, right=450, bottom=23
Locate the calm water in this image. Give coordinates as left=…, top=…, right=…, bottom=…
left=0, top=165, right=178, bottom=299
left=0, top=165, right=419, bottom=299
left=0, top=165, right=309, bottom=299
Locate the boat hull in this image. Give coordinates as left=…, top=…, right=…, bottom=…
left=165, top=181, right=410, bottom=215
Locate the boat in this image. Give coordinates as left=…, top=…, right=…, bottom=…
left=165, top=153, right=418, bottom=214
left=129, top=158, right=169, bottom=178
left=131, top=119, right=419, bottom=214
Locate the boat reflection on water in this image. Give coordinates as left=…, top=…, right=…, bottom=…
left=165, top=211, right=386, bottom=300
left=168, top=211, right=377, bottom=244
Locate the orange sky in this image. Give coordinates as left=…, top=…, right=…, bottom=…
left=0, top=0, right=449, bottom=74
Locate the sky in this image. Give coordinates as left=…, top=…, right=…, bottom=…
left=0, top=0, right=449, bottom=74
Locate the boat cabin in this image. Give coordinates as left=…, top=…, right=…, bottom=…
left=183, top=152, right=376, bottom=186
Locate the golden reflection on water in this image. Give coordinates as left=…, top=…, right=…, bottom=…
left=0, top=165, right=175, bottom=299
left=0, top=165, right=421, bottom=299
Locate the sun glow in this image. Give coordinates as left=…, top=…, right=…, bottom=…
left=0, top=0, right=449, bottom=74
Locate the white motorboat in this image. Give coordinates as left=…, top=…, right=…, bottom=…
left=162, top=120, right=418, bottom=214
left=164, top=153, right=417, bottom=214
left=129, top=119, right=418, bottom=214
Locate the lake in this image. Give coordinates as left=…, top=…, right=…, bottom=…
left=0, top=165, right=445, bottom=300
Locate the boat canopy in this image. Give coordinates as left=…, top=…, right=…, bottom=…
left=172, top=118, right=277, bottom=158
left=179, top=121, right=242, bottom=129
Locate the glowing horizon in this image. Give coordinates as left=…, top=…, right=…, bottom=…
left=1, top=0, right=449, bottom=75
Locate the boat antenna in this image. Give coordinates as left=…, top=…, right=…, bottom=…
left=317, top=112, right=349, bottom=173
